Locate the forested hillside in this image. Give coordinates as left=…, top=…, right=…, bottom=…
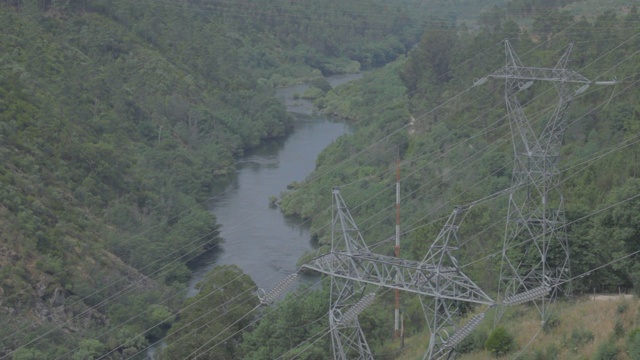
left=0, top=0, right=430, bottom=358
left=2, top=0, right=637, bottom=358
left=283, top=2, right=640, bottom=295
left=275, top=4, right=640, bottom=358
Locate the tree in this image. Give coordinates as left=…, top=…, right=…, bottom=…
left=401, top=27, right=457, bottom=92
left=485, top=326, right=515, bottom=357
left=160, top=265, right=258, bottom=359
left=241, top=287, right=330, bottom=360
left=71, top=339, right=105, bottom=360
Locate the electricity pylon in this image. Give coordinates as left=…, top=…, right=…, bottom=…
left=327, top=187, right=375, bottom=360
left=477, top=40, right=614, bottom=322
left=299, top=41, right=617, bottom=360
left=302, top=188, right=496, bottom=360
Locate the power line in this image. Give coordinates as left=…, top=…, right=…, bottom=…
left=5, top=5, right=640, bottom=358
left=2, top=2, right=584, bottom=320
left=64, top=268, right=266, bottom=359
left=0, top=0, right=502, bottom=324
left=458, top=72, right=640, bottom=271
left=189, top=35, right=636, bottom=360
left=184, top=277, right=325, bottom=359
left=211, top=23, right=640, bottom=360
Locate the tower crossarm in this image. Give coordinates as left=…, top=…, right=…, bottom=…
left=489, top=66, right=591, bottom=84
left=301, top=252, right=495, bottom=306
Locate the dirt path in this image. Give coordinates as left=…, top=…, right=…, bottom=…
left=590, top=294, right=634, bottom=301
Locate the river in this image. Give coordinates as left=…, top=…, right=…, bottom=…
left=186, top=73, right=361, bottom=296
left=147, top=74, right=361, bottom=359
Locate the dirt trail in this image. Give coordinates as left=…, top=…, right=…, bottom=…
left=590, top=294, right=634, bottom=301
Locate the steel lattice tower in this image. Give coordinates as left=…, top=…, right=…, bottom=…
left=303, top=188, right=496, bottom=360
left=328, top=187, right=375, bottom=360
left=299, top=41, right=615, bottom=360
left=483, top=40, right=609, bottom=321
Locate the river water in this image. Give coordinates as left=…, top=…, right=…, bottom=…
left=148, top=74, right=360, bottom=359
left=186, top=74, right=361, bottom=296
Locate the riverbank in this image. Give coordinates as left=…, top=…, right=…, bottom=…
left=185, top=73, right=361, bottom=296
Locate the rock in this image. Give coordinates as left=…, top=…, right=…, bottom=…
left=34, top=299, right=50, bottom=321
left=50, top=288, right=66, bottom=307
left=35, top=282, right=47, bottom=298
left=1, top=306, right=16, bottom=316
left=49, top=305, right=68, bottom=324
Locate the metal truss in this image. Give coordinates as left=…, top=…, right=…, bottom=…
left=297, top=41, right=617, bottom=359
left=208, top=39, right=622, bottom=360
left=329, top=276, right=375, bottom=360
left=303, top=251, right=493, bottom=305
left=417, top=191, right=507, bottom=360
left=302, top=188, right=498, bottom=360
left=325, top=188, right=375, bottom=360
left=480, top=40, right=613, bottom=322
left=287, top=183, right=547, bottom=359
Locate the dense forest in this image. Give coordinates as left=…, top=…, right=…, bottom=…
left=0, top=0, right=431, bottom=358
left=282, top=3, right=640, bottom=295
left=275, top=3, right=640, bottom=359
left=166, top=2, right=640, bottom=359
left=1, top=0, right=638, bottom=359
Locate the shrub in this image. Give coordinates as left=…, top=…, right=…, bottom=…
left=627, top=328, right=640, bottom=359
left=542, top=312, right=561, bottom=333
left=309, top=77, right=332, bottom=93
left=531, top=349, right=545, bottom=360
left=12, top=348, right=48, bottom=360
left=593, top=340, right=618, bottom=360
left=546, top=343, right=560, bottom=360
left=569, top=328, right=594, bottom=350
left=616, top=301, right=628, bottom=315
left=302, top=86, right=325, bottom=99
left=455, top=328, right=488, bottom=354
left=613, top=320, right=624, bottom=338
left=485, top=326, right=516, bottom=357
left=72, top=339, right=105, bottom=360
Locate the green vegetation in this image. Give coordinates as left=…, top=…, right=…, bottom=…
left=2, top=0, right=639, bottom=358
left=282, top=3, right=640, bottom=294
left=160, top=265, right=258, bottom=359
left=627, top=327, right=640, bottom=359
left=0, top=0, right=435, bottom=357
left=277, top=3, right=640, bottom=359
left=485, top=327, right=516, bottom=356
left=444, top=297, right=639, bottom=360
left=240, top=285, right=330, bottom=359
left=593, top=341, right=619, bottom=360
left=456, top=328, right=489, bottom=354
left=569, top=328, right=595, bottom=350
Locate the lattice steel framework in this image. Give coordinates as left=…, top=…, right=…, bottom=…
left=327, top=187, right=375, bottom=360
left=303, top=188, right=497, bottom=360
left=485, top=40, right=599, bottom=321
left=297, top=42, right=615, bottom=358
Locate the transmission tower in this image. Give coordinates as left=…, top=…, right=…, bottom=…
left=327, top=187, right=375, bottom=359
left=477, top=40, right=614, bottom=322
left=303, top=188, right=497, bottom=360
left=298, top=41, right=615, bottom=360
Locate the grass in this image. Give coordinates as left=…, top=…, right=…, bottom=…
left=393, top=295, right=640, bottom=360
left=562, top=0, right=636, bottom=19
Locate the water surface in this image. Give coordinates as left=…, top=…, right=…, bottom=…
left=186, top=74, right=361, bottom=295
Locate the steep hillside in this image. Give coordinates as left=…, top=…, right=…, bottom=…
left=276, top=6, right=640, bottom=358
left=2, top=0, right=635, bottom=358
left=282, top=4, right=640, bottom=295
left=0, top=0, right=431, bottom=358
